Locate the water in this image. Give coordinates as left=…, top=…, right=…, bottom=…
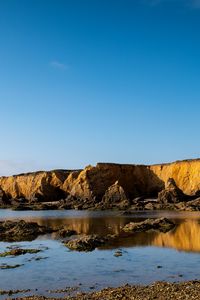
left=1, top=209, right=200, bottom=299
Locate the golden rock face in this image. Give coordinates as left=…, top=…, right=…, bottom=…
left=0, top=159, right=199, bottom=201
left=150, top=159, right=200, bottom=195
left=0, top=170, right=71, bottom=201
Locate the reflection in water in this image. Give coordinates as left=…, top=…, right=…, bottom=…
left=1, top=210, right=200, bottom=252
left=1, top=210, right=200, bottom=298
left=21, top=216, right=200, bottom=253
left=153, top=220, right=200, bottom=252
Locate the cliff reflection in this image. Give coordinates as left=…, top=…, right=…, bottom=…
left=153, top=220, right=200, bottom=252
left=26, top=216, right=200, bottom=253
left=34, top=216, right=130, bottom=235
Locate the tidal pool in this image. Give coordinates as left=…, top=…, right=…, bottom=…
left=0, top=209, right=200, bottom=299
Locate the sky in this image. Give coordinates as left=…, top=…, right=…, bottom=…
left=0, top=0, right=200, bottom=175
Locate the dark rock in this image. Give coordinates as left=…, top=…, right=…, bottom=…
left=123, top=217, right=176, bottom=233
left=0, top=188, right=10, bottom=207
left=0, top=248, right=41, bottom=257
left=65, top=235, right=106, bottom=252
left=58, top=228, right=77, bottom=238
left=0, top=263, right=23, bottom=269
left=0, top=289, right=30, bottom=296
left=0, top=220, right=54, bottom=242
left=175, top=197, right=200, bottom=211
left=114, top=250, right=123, bottom=257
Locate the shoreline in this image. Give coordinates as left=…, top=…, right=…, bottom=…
left=9, top=280, right=200, bottom=299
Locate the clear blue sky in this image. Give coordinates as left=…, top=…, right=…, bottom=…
left=0, top=0, right=200, bottom=175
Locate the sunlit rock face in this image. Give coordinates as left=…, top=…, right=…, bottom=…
left=62, top=163, right=164, bottom=201
left=150, top=159, right=200, bottom=195
left=0, top=159, right=199, bottom=203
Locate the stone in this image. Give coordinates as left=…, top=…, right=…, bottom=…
left=97, top=181, right=130, bottom=209
left=0, top=159, right=200, bottom=210
left=158, top=178, right=190, bottom=204
left=123, top=217, right=176, bottom=233
left=58, top=228, right=77, bottom=238
left=65, top=235, right=105, bottom=252
left=114, top=250, right=123, bottom=257
left=0, top=220, right=54, bottom=242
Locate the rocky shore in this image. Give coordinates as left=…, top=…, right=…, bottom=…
left=9, top=280, right=200, bottom=299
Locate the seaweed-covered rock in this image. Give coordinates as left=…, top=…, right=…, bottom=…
left=123, top=217, right=175, bottom=233
left=0, top=220, right=53, bottom=242
left=0, top=248, right=41, bottom=257
left=65, top=235, right=105, bottom=251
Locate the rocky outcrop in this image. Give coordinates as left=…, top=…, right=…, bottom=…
left=97, top=181, right=130, bottom=209
left=123, top=218, right=176, bottom=233
left=0, top=220, right=54, bottom=241
left=150, top=159, right=200, bottom=195
left=65, top=235, right=106, bottom=251
left=62, top=163, right=164, bottom=202
left=158, top=178, right=191, bottom=204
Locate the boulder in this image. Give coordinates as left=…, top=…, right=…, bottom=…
left=97, top=181, right=130, bottom=209
left=0, top=220, right=54, bottom=242
left=65, top=235, right=105, bottom=251
left=123, top=217, right=176, bottom=233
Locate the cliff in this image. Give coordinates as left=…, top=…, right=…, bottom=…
left=62, top=163, right=164, bottom=201
left=0, top=170, right=72, bottom=201
left=0, top=159, right=199, bottom=204
left=150, top=159, right=200, bottom=195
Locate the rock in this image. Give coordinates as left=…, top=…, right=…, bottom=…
left=62, top=163, right=163, bottom=203
left=65, top=235, right=105, bottom=251
left=176, top=197, right=200, bottom=211
left=97, top=181, right=130, bottom=209
left=123, top=217, right=176, bottom=233
left=158, top=178, right=191, bottom=204
left=0, top=263, right=23, bottom=269
left=0, top=289, right=30, bottom=296
left=0, top=220, right=54, bottom=242
left=0, top=159, right=200, bottom=210
left=114, top=250, right=123, bottom=257
left=58, top=228, right=77, bottom=238
left=0, top=248, right=41, bottom=257
left=0, top=170, right=72, bottom=202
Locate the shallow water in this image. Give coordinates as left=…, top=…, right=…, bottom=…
left=1, top=209, right=200, bottom=299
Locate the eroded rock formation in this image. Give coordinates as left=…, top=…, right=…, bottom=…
left=0, top=170, right=72, bottom=202
left=158, top=178, right=190, bottom=204
left=0, top=159, right=199, bottom=209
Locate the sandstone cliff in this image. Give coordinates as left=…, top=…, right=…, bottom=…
left=62, top=163, right=164, bottom=201
left=0, top=159, right=199, bottom=205
left=0, top=170, right=72, bottom=201
left=150, top=159, right=200, bottom=195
